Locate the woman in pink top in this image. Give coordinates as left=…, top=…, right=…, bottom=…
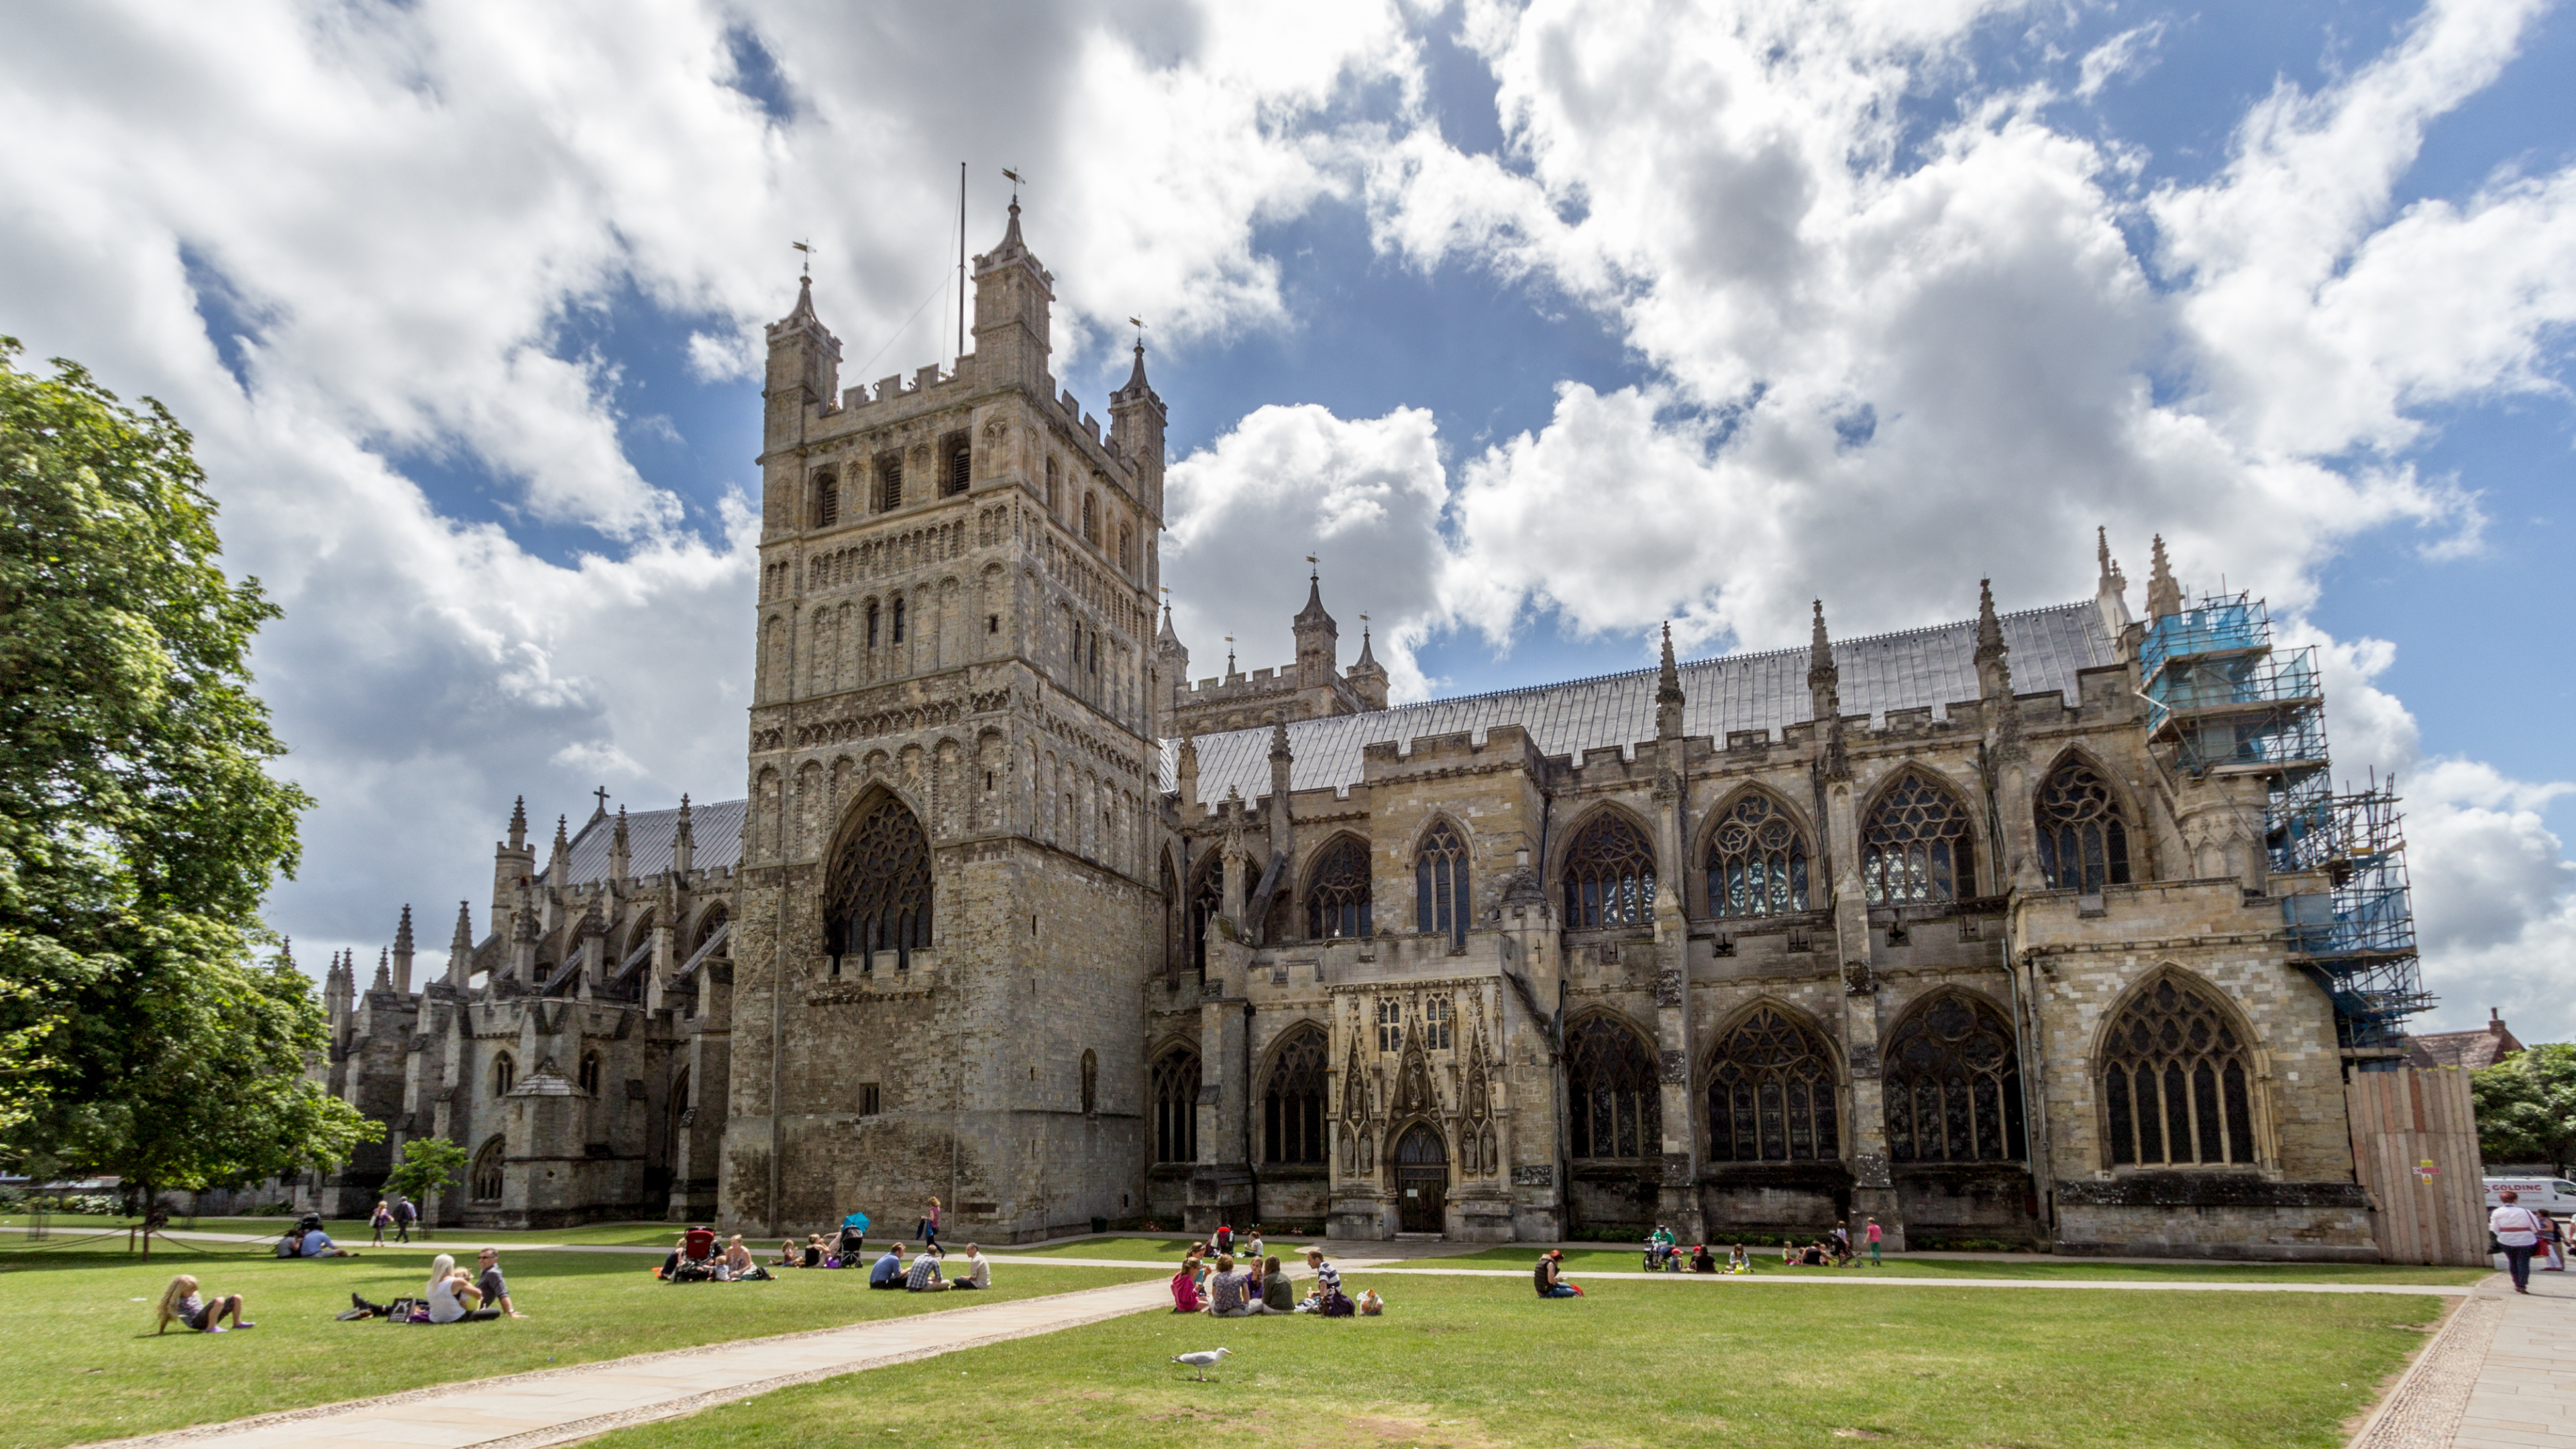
left=1169, top=1255, right=1205, bottom=1312
left=1864, top=1218, right=1884, bottom=1266
left=917, top=1196, right=941, bottom=1249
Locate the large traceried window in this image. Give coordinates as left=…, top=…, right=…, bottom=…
left=1567, top=1016, right=1660, bottom=1161
left=1305, top=836, right=1373, bottom=939
left=1263, top=1027, right=1328, bottom=1165
left=1885, top=993, right=2025, bottom=1163
left=1707, top=1009, right=1840, bottom=1163
left=1187, top=856, right=1224, bottom=978
left=824, top=798, right=932, bottom=972
left=1152, top=1049, right=1199, bottom=1163
left=470, top=1137, right=505, bottom=1201
left=2102, top=975, right=2259, bottom=1167
left=2036, top=757, right=2133, bottom=893
left=1863, top=769, right=1977, bottom=904
left=1562, top=812, right=1657, bottom=930
left=1707, top=792, right=1809, bottom=918
left=1415, top=822, right=1470, bottom=950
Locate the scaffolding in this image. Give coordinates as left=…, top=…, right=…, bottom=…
left=2142, top=594, right=2429, bottom=1057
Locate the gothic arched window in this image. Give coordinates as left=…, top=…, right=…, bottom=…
left=1187, top=855, right=1224, bottom=979
left=1082, top=492, right=1099, bottom=545
left=1863, top=769, right=1977, bottom=904
left=1415, top=822, right=1469, bottom=950
left=1707, top=1008, right=1839, bottom=1162
left=1562, top=812, right=1656, bottom=930
left=2036, top=757, right=2133, bottom=892
left=1263, top=1026, right=1328, bottom=1165
left=578, top=1053, right=602, bottom=1096
left=1567, top=1015, right=1660, bottom=1161
left=470, top=1136, right=505, bottom=1201
left=1707, top=792, right=1809, bottom=918
left=1884, top=992, right=2024, bottom=1163
left=892, top=598, right=906, bottom=644
left=690, top=904, right=728, bottom=957
left=823, top=798, right=932, bottom=972
left=865, top=600, right=880, bottom=649
left=2101, top=975, right=2259, bottom=1167
left=1305, top=836, right=1373, bottom=940
left=1152, top=1049, right=1199, bottom=1163
left=812, top=469, right=839, bottom=528
left=490, top=1052, right=515, bottom=1097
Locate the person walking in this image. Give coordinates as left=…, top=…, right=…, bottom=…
left=393, top=1195, right=419, bottom=1243
left=369, top=1200, right=392, bottom=1247
left=1864, top=1217, right=1883, bottom=1267
left=2494, top=1189, right=2548, bottom=1294
left=916, top=1196, right=941, bottom=1250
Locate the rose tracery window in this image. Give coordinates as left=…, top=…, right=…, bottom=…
left=1152, top=1049, right=1199, bottom=1163
left=1863, top=770, right=1977, bottom=904
left=2102, top=976, right=2258, bottom=1167
left=1263, top=1027, right=1328, bottom=1165
left=1707, top=793, right=1809, bottom=918
left=1415, top=822, right=1470, bottom=950
left=1885, top=993, right=2024, bottom=1163
left=823, top=798, right=932, bottom=972
left=1707, top=1009, right=1839, bottom=1162
left=1562, top=813, right=1656, bottom=929
left=1567, top=1016, right=1660, bottom=1161
left=2036, top=758, right=2133, bottom=893
left=1305, top=836, right=1373, bottom=939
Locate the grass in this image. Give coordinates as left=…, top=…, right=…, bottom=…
left=586, top=1271, right=2447, bottom=1449
left=0, top=1244, right=1157, bottom=1449
left=1413, top=1244, right=2491, bottom=1285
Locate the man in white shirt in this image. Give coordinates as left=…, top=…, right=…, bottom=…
left=2493, top=1189, right=2548, bottom=1295
left=953, top=1244, right=991, bottom=1290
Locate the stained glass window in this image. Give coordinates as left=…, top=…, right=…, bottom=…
left=1568, top=1016, right=1660, bottom=1160
left=1305, top=836, right=1373, bottom=939
left=2101, top=976, right=2258, bottom=1167
left=823, top=798, right=932, bottom=971
left=1707, top=1009, right=1839, bottom=1162
left=1263, top=1028, right=1328, bottom=1165
left=1152, top=1050, right=1199, bottom=1163
left=1884, top=993, right=2024, bottom=1163
left=1415, top=822, right=1470, bottom=949
left=1563, top=813, right=1656, bottom=929
left=1707, top=792, right=1809, bottom=918
left=1863, top=770, right=1977, bottom=904
left=2036, top=758, right=2133, bottom=892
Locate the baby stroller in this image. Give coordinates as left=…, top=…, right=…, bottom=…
left=837, top=1212, right=871, bottom=1264
left=667, top=1227, right=720, bottom=1282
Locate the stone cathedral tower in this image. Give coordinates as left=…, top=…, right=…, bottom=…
left=726, top=202, right=1169, bottom=1238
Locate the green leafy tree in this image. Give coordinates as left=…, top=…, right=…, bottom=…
left=0, top=337, right=375, bottom=1202
left=383, top=1137, right=467, bottom=1214
left=2472, top=1043, right=2576, bottom=1175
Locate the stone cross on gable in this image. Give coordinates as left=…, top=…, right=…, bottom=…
left=593, top=786, right=610, bottom=815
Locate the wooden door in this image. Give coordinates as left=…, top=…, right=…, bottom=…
left=1395, top=1124, right=1448, bottom=1234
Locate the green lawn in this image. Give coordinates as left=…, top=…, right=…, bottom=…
left=1413, top=1244, right=2490, bottom=1285
left=588, top=1273, right=2447, bottom=1449
left=0, top=1246, right=1157, bottom=1449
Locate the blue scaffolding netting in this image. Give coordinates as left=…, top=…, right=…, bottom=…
left=2142, top=594, right=2430, bottom=1055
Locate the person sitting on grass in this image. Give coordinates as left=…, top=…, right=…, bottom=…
left=1261, top=1254, right=1295, bottom=1313
left=868, top=1243, right=908, bottom=1289
left=1244, top=1226, right=1267, bottom=1268
left=1171, top=1254, right=1205, bottom=1313
left=722, top=1236, right=770, bottom=1282
left=775, top=1239, right=802, bottom=1269
left=905, top=1245, right=949, bottom=1292
left=1208, top=1253, right=1264, bottom=1317
left=155, top=1275, right=252, bottom=1334
left=952, top=1244, right=990, bottom=1290
left=299, top=1223, right=356, bottom=1258
left=803, top=1235, right=826, bottom=1269
left=426, top=1254, right=500, bottom=1322
left=1532, top=1248, right=1580, bottom=1299
left=476, top=1248, right=527, bottom=1317
left=1728, top=1244, right=1750, bottom=1274
left=1799, top=1241, right=1831, bottom=1267
left=1690, top=1243, right=1715, bottom=1273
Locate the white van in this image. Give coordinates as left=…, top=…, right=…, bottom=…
left=2483, top=1177, right=2576, bottom=1216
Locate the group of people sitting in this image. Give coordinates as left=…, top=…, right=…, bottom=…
left=1171, top=1236, right=1370, bottom=1318
left=1635, top=1218, right=1884, bottom=1272
left=660, top=1228, right=774, bottom=1281
left=339, top=1250, right=523, bottom=1322
left=773, top=1221, right=871, bottom=1271
left=863, top=1241, right=989, bottom=1291
left=274, top=1213, right=359, bottom=1259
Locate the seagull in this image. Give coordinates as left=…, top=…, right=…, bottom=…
left=1171, top=1347, right=1230, bottom=1381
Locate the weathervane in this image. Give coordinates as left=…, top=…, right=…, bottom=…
left=1306, top=553, right=1318, bottom=582
left=1002, top=167, right=1024, bottom=201
left=791, top=239, right=814, bottom=276
left=1129, top=315, right=1147, bottom=349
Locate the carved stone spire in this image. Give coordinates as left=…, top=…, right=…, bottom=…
left=2094, top=525, right=2135, bottom=641
left=1809, top=600, right=1848, bottom=782
left=372, top=947, right=392, bottom=993
left=608, top=804, right=631, bottom=883
left=391, top=904, right=415, bottom=994
left=1176, top=734, right=1200, bottom=810
left=549, top=814, right=570, bottom=888
left=508, top=794, right=527, bottom=851
left=447, top=900, right=474, bottom=987
left=2146, top=533, right=2183, bottom=621
left=1974, top=578, right=2012, bottom=700
left=1654, top=622, right=1684, bottom=740
left=672, top=794, right=694, bottom=876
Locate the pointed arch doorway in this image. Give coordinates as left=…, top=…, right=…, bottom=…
left=1395, top=1123, right=1448, bottom=1234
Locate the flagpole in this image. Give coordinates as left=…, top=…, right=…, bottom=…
left=957, top=162, right=967, bottom=360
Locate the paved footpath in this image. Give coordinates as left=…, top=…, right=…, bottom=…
left=2353, top=1269, right=2576, bottom=1448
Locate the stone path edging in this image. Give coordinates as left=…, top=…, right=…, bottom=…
left=1371, top=1265, right=2476, bottom=1295
left=2347, top=1283, right=2504, bottom=1448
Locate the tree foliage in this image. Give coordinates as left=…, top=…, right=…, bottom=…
left=383, top=1136, right=468, bottom=1207
left=2472, top=1044, right=2576, bottom=1175
left=0, top=337, right=374, bottom=1191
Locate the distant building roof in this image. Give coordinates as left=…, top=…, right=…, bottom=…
left=1168, top=599, right=2118, bottom=808
left=2407, top=1010, right=2525, bottom=1071
left=564, top=798, right=746, bottom=885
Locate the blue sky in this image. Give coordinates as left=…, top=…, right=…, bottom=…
left=1, top=0, right=2571, bottom=1036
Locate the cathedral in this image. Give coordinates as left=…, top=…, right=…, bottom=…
left=303, top=203, right=2438, bottom=1260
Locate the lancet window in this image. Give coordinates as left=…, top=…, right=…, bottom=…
left=1707, top=1008, right=1839, bottom=1163
left=822, top=798, right=932, bottom=972
left=470, top=1137, right=505, bottom=1201
left=578, top=1053, right=602, bottom=1096
left=2101, top=976, right=2259, bottom=1167
left=491, top=1052, right=515, bottom=1096
left=941, top=433, right=970, bottom=498
left=812, top=469, right=838, bottom=528
left=1884, top=992, right=2024, bottom=1163
left=1305, top=836, right=1373, bottom=940
left=1862, top=769, right=1977, bottom=904
left=1415, top=822, right=1470, bottom=949
left=1562, top=812, right=1656, bottom=930
left=2036, top=757, right=2133, bottom=893
left=1707, top=792, right=1809, bottom=918
left=873, top=451, right=902, bottom=513
left=1566, top=1016, right=1660, bottom=1161
left=1263, top=1026, right=1328, bottom=1165
left=1152, top=1049, right=1199, bottom=1163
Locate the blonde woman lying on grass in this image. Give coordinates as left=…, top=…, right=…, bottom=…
left=154, top=1275, right=253, bottom=1333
